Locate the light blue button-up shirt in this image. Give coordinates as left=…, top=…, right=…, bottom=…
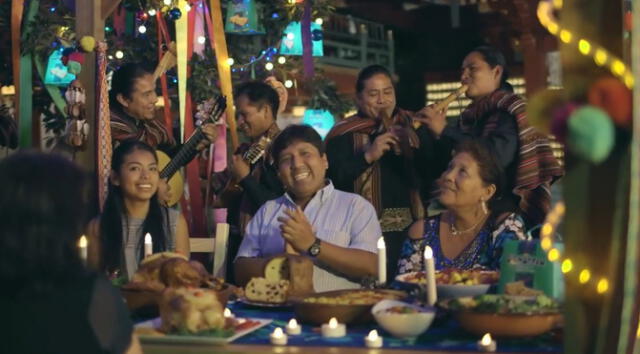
left=236, top=181, right=382, bottom=292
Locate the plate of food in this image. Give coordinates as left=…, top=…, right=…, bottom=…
left=135, top=287, right=271, bottom=345
left=120, top=252, right=237, bottom=316
left=395, top=269, right=499, bottom=298
left=292, top=289, right=407, bottom=325
left=446, top=294, right=562, bottom=337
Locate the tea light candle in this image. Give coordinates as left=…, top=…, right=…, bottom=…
left=144, top=233, right=153, bottom=257
left=321, top=317, right=346, bottom=338
left=224, top=308, right=234, bottom=318
left=377, top=237, right=387, bottom=285
left=78, top=235, right=88, bottom=265
left=423, top=246, right=437, bottom=306
left=286, top=318, right=301, bottom=335
left=477, top=333, right=497, bottom=352
left=364, top=329, right=383, bottom=348
left=270, top=327, right=288, bottom=346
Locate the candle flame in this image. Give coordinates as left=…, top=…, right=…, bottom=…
left=144, top=233, right=152, bottom=244
left=288, top=318, right=298, bottom=328
left=78, top=235, right=87, bottom=248
left=273, top=327, right=284, bottom=337
left=481, top=333, right=492, bottom=345
left=368, top=330, right=379, bottom=340
left=423, top=245, right=433, bottom=259
left=377, top=237, right=385, bottom=249
left=328, top=317, right=338, bottom=328
left=224, top=308, right=232, bottom=318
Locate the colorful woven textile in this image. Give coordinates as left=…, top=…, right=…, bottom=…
left=460, top=90, right=564, bottom=225
left=96, top=42, right=112, bottom=210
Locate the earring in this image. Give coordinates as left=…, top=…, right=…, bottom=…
left=481, top=199, right=488, bottom=214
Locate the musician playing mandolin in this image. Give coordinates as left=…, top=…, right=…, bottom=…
left=109, top=63, right=219, bottom=205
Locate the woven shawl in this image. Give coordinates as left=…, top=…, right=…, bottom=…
left=460, top=90, right=564, bottom=225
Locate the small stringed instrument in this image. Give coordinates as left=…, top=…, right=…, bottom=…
left=157, top=95, right=227, bottom=206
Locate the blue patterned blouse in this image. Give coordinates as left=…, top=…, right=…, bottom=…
left=397, top=213, right=528, bottom=273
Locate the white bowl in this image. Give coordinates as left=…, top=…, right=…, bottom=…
left=437, top=284, right=490, bottom=298
left=371, top=299, right=435, bottom=338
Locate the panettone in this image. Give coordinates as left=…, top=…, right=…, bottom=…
left=244, top=277, right=290, bottom=303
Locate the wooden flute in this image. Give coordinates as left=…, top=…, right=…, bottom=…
left=413, top=84, right=468, bottom=129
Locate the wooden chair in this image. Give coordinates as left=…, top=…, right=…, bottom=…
left=189, top=223, right=229, bottom=279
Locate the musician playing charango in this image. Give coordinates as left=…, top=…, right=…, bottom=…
left=325, top=65, right=442, bottom=281
left=109, top=63, right=218, bottom=205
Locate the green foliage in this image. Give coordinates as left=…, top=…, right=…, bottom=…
left=307, top=75, right=353, bottom=117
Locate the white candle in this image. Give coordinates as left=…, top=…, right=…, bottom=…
left=286, top=318, right=301, bottom=335
left=144, top=233, right=153, bottom=258
left=321, top=317, right=346, bottom=338
left=224, top=308, right=233, bottom=318
left=364, top=329, right=383, bottom=348
left=423, top=246, right=437, bottom=306
left=377, top=237, right=387, bottom=285
left=477, top=333, right=497, bottom=352
left=78, top=235, right=88, bottom=265
left=270, top=327, right=288, bottom=346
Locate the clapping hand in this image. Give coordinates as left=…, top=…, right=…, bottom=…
left=278, top=206, right=316, bottom=254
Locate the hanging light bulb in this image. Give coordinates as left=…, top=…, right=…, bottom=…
left=277, top=56, right=286, bottom=64
left=163, top=0, right=172, bottom=6
left=148, top=9, right=157, bottom=16
left=315, top=18, right=323, bottom=25
left=115, top=50, right=124, bottom=59
left=138, top=25, right=147, bottom=34
left=197, top=36, right=206, bottom=44
left=286, top=32, right=295, bottom=40
left=226, top=57, right=235, bottom=66
left=265, top=62, right=274, bottom=71
left=185, top=3, right=191, bottom=11
left=284, top=80, right=293, bottom=88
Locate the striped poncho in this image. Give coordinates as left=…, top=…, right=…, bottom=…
left=460, top=90, right=564, bottom=226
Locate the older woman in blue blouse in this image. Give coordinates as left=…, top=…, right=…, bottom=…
left=397, top=140, right=528, bottom=273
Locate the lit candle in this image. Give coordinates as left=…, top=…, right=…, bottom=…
left=477, top=333, right=497, bottom=352
left=377, top=237, right=387, bottom=285
left=144, top=233, right=153, bottom=258
left=321, top=317, right=346, bottom=338
left=286, top=318, right=301, bottom=335
left=78, top=235, right=88, bottom=265
left=364, top=329, right=383, bottom=348
left=270, top=327, right=288, bottom=346
left=224, top=308, right=233, bottom=318
left=423, top=246, right=437, bottom=306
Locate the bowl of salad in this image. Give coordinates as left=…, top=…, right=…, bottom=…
left=448, top=294, right=562, bottom=337
left=395, top=269, right=499, bottom=298
left=371, top=300, right=435, bottom=338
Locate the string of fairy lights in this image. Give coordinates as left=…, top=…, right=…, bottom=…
left=536, top=0, right=634, bottom=89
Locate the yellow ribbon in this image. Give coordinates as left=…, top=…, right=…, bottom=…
left=208, top=0, right=238, bottom=150
left=176, top=0, right=188, bottom=142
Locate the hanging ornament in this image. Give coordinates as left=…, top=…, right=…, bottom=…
left=168, top=7, right=182, bottom=20
left=224, top=0, right=264, bottom=34
left=137, top=10, right=150, bottom=21
left=43, top=48, right=76, bottom=86
left=279, top=22, right=323, bottom=56
left=302, top=109, right=335, bottom=139
left=311, top=28, right=323, bottom=41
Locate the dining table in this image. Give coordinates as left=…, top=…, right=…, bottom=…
left=137, top=298, right=563, bottom=354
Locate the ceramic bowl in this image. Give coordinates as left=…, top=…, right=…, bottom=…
left=372, top=299, right=435, bottom=338
left=292, top=289, right=407, bottom=325
left=456, top=311, right=562, bottom=337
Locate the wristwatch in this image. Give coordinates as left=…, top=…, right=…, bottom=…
left=307, top=238, right=322, bottom=257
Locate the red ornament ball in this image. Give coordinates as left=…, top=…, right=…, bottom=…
left=587, top=76, right=632, bottom=127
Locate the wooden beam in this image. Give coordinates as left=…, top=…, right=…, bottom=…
left=101, top=0, right=122, bottom=21
left=75, top=1, right=105, bottom=175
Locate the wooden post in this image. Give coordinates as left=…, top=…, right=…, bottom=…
left=74, top=0, right=121, bottom=171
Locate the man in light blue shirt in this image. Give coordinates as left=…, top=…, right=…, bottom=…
left=235, top=125, right=382, bottom=292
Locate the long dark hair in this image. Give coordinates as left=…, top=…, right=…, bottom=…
left=100, top=140, right=169, bottom=273
left=0, top=152, right=88, bottom=295
left=109, top=62, right=155, bottom=110
left=471, top=46, right=513, bottom=93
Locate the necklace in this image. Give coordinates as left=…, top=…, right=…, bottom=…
left=448, top=212, right=488, bottom=237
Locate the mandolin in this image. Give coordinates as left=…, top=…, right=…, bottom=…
left=157, top=95, right=227, bottom=206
